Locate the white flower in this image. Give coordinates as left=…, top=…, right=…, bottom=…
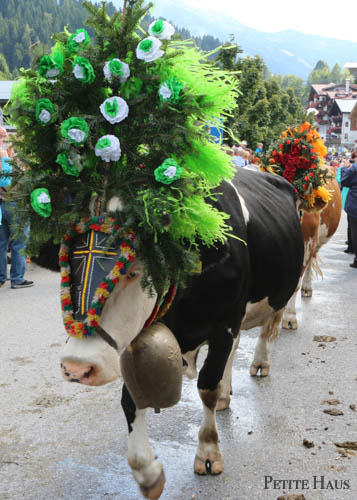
left=99, top=96, right=129, bottom=125
left=68, top=129, right=86, bottom=144
left=73, top=32, right=85, bottom=43
left=163, top=166, right=177, bottom=178
left=46, top=68, right=60, bottom=78
left=95, top=135, right=121, bottom=163
left=37, top=192, right=51, bottom=204
left=148, top=19, right=175, bottom=40
left=159, top=83, right=172, bottom=100
left=73, top=64, right=84, bottom=79
left=38, top=109, right=51, bottom=123
left=103, top=59, right=130, bottom=83
left=136, top=37, right=164, bottom=62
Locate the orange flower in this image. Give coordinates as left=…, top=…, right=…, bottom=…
left=299, top=121, right=311, bottom=132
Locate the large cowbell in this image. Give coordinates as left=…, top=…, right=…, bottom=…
left=69, top=230, right=120, bottom=321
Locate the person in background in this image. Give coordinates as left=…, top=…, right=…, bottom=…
left=231, top=146, right=246, bottom=167
left=340, top=155, right=357, bottom=268
left=0, top=126, right=34, bottom=288
left=336, top=157, right=352, bottom=253
left=255, top=142, right=263, bottom=157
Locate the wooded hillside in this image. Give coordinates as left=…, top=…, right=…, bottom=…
left=0, top=0, right=221, bottom=78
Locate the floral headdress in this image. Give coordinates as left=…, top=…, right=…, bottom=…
left=4, top=0, right=239, bottom=295
left=261, top=122, right=331, bottom=208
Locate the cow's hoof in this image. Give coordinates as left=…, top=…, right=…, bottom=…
left=140, top=470, right=166, bottom=500
left=250, top=362, right=270, bottom=377
left=281, top=318, right=298, bottom=330
left=301, top=288, right=312, bottom=297
left=194, top=454, right=224, bottom=475
left=216, top=396, right=231, bottom=411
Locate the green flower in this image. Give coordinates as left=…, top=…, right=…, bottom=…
left=159, top=77, right=184, bottom=104
left=56, top=151, right=82, bottom=177
left=35, top=98, right=56, bottom=125
left=154, top=158, right=182, bottom=185
left=148, top=19, right=175, bottom=40
left=73, top=56, right=95, bottom=84
left=99, top=96, right=129, bottom=124
left=61, top=117, right=89, bottom=145
left=136, top=37, right=163, bottom=62
left=66, top=29, right=90, bottom=52
left=30, top=188, right=52, bottom=218
left=104, top=58, right=130, bottom=82
left=38, top=53, right=63, bottom=79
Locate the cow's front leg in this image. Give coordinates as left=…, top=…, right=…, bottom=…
left=250, top=308, right=284, bottom=376
left=195, top=331, right=233, bottom=475
left=121, top=385, right=165, bottom=500
left=217, top=334, right=240, bottom=411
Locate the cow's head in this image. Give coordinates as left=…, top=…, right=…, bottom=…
left=60, top=216, right=158, bottom=386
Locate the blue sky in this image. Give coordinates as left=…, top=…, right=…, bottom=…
left=110, top=0, right=357, bottom=43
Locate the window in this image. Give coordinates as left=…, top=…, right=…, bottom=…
left=344, top=133, right=348, bottom=139
left=346, top=121, right=349, bottom=128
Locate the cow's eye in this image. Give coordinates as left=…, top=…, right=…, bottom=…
left=127, top=271, right=139, bottom=280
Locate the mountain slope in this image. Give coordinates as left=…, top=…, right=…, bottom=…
left=136, top=0, right=357, bottom=78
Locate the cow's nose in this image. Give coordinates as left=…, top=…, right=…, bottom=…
left=60, top=360, right=98, bottom=385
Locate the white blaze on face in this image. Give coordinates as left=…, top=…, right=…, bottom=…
left=99, top=261, right=158, bottom=354
left=60, top=260, right=158, bottom=386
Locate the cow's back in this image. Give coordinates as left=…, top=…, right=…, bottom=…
left=164, top=168, right=304, bottom=352
left=231, top=168, right=304, bottom=311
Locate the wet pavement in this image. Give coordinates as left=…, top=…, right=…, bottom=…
left=0, top=213, right=356, bottom=500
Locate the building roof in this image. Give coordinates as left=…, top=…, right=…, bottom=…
left=0, top=80, right=15, bottom=101
left=334, top=99, right=357, bottom=113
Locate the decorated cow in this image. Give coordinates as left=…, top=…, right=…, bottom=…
left=261, top=123, right=342, bottom=330
left=4, top=2, right=305, bottom=498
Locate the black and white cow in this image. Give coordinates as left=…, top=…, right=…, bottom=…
left=56, top=167, right=304, bottom=499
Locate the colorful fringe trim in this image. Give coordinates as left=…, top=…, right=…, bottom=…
left=60, top=216, right=136, bottom=339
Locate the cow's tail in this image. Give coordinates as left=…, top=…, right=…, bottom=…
left=262, top=309, right=284, bottom=343
left=311, top=255, right=323, bottom=279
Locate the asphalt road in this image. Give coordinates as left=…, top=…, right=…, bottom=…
left=0, top=213, right=356, bottom=500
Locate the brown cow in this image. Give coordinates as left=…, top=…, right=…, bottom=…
left=281, top=167, right=342, bottom=329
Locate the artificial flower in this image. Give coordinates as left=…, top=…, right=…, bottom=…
left=56, top=151, right=82, bottom=177
left=30, top=188, right=52, bottom=217
left=35, top=98, right=55, bottom=125
left=38, top=53, right=63, bottom=79
left=103, top=58, right=130, bottom=82
left=158, top=76, right=184, bottom=104
left=73, top=56, right=95, bottom=84
left=154, top=158, right=182, bottom=184
left=99, top=96, right=129, bottom=124
left=95, top=135, right=121, bottom=163
left=67, top=29, right=91, bottom=52
left=148, top=19, right=175, bottom=40
left=61, top=117, right=89, bottom=145
left=136, top=37, right=163, bottom=62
